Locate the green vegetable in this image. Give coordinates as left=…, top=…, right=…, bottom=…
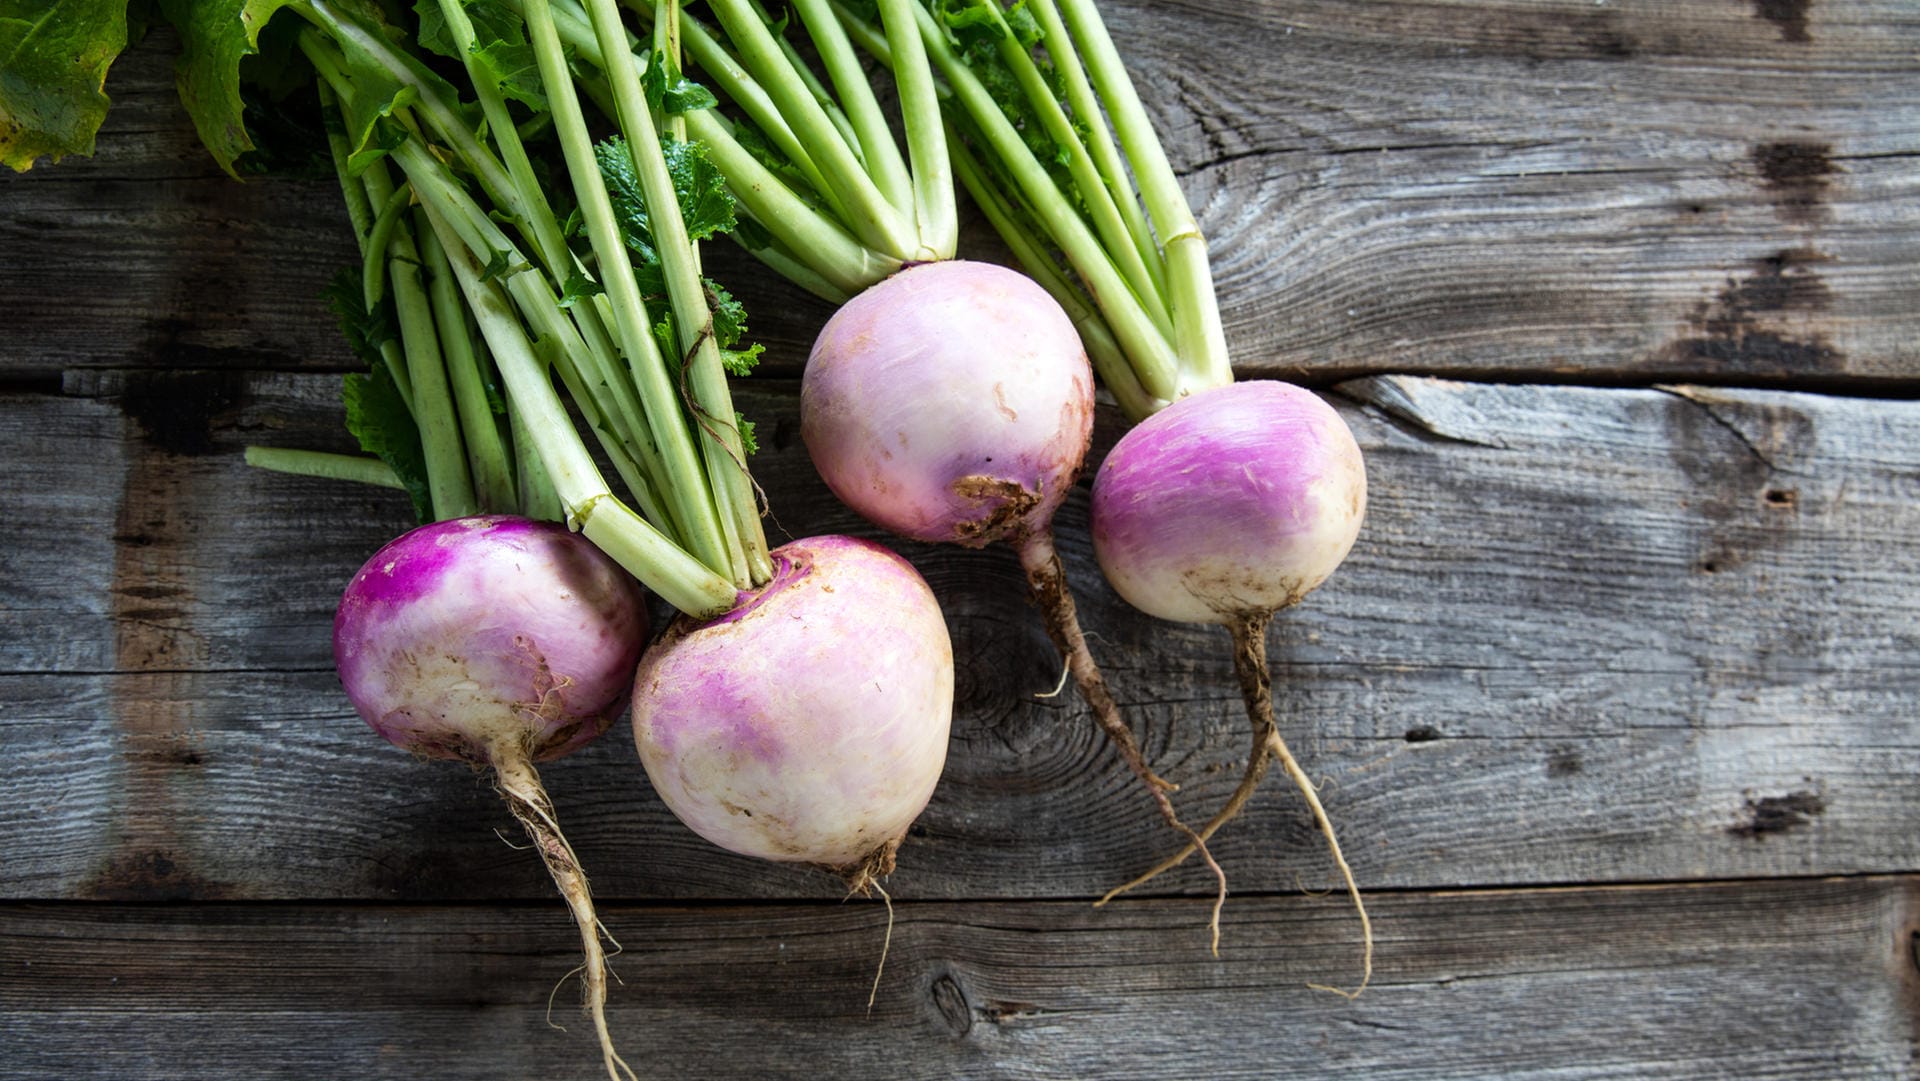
left=0, top=0, right=131, bottom=170
left=591, top=0, right=955, bottom=298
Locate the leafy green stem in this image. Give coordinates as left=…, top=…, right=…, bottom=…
left=1053, top=0, right=1230, bottom=390
left=311, top=50, right=413, bottom=412
left=975, top=0, right=1168, bottom=335
left=242, top=446, right=404, bottom=489
left=1023, top=0, right=1164, bottom=304
left=419, top=217, right=517, bottom=512
left=583, top=0, right=768, bottom=584
left=523, top=0, right=735, bottom=581
left=702, top=0, right=915, bottom=258
left=790, top=0, right=912, bottom=212
left=875, top=0, right=954, bottom=258
left=429, top=0, right=573, bottom=275
left=425, top=200, right=740, bottom=619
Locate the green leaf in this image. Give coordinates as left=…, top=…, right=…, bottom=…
left=157, top=0, right=299, bottom=176
left=412, top=0, right=458, bottom=58
left=479, top=246, right=515, bottom=280
left=557, top=269, right=604, bottom=308
left=661, top=136, right=734, bottom=241
left=596, top=134, right=656, bottom=261
left=639, top=49, right=716, bottom=115
left=705, top=279, right=746, bottom=348
left=932, top=0, right=1074, bottom=201
left=719, top=341, right=762, bottom=377
left=732, top=213, right=774, bottom=252
left=322, top=266, right=397, bottom=362
left=0, top=0, right=132, bottom=171
left=650, top=315, right=680, bottom=372
left=417, top=0, right=553, bottom=112
left=343, top=363, right=433, bottom=522
left=734, top=413, right=757, bottom=455
left=598, top=134, right=743, bottom=313
left=346, top=109, right=411, bottom=174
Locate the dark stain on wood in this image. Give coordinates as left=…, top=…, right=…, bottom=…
left=1752, top=0, right=1813, bottom=44
left=80, top=848, right=230, bottom=902
left=1404, top=725, right=1442, bottom=743
left=115, top=369, right=243, bottom=456
left=1660, top=249, right=1842, bottom=376
left=368, top=835, right=503, bottom=901
left=1504, top=8, right=1638, bottom=63
left=1752, top=142, right=1835, bottom=224
left=100, top=411, right=228, bottom=900
left=1547, top=749, right=1584, bottom=778
left=1729, top=790, right=1826, bottom=839
left=1726, top=249, right=1834, bottom=315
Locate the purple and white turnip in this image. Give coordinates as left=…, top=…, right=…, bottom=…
left=1089, top=381, right=1373, bottom=993
left=334, top=515, right=647, bottom=1076
left=801, top=259, right=1226, bottom=905
left=631, top=535, right=954, bottom=892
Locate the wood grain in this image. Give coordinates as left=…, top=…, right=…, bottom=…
left=2, top=4, right=1916, bottom=1075
left=1115, top=0, right=1920, bottom=385
left=2, top=876, right=1915, bottom=1080
left=2, top=3, right=1915, bottom=386
left=3, top=373, right=1915, bottom=906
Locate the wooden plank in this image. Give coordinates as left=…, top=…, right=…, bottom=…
left=1, top=877, right=1914, bottom=1080
left=1115, top=0, right=1920, bottom=385
left=2, top=373, right=1916, bottom=903
left=3, top=4, right=1916, bottom=386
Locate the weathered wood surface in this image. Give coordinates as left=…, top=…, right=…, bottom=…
left=4, top=0, right=1918, bottom=385
left=3, top=877, right=1915, bottom=1080
left=3, top=373, right=1916, bottom=907
left=3, top=1, right=1919, bottom=1079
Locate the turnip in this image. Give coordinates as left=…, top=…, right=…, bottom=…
left=1090, top=381, right=1371, bottom=993
left=335, top=515, right=647, bottom=1077
left=631, top=535, right=953, bottom=891
left=799, top=260, right=1222, bottom=899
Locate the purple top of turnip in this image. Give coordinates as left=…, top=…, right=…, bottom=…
left=334, top=516, right=648, bottom=764
left=1092, top=381, right=1367, bottom=625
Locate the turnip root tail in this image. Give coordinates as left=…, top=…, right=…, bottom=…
left=1098, top=613, right=1373, bottom=997
left=1016, top=531, right=1230, bottom=953
left=491, top=742, right=636, bottom=1081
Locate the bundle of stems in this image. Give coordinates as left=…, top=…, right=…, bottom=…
left=251, top=0, right=773, bottom=619
left=833, top=0, right=1233, bottom=422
